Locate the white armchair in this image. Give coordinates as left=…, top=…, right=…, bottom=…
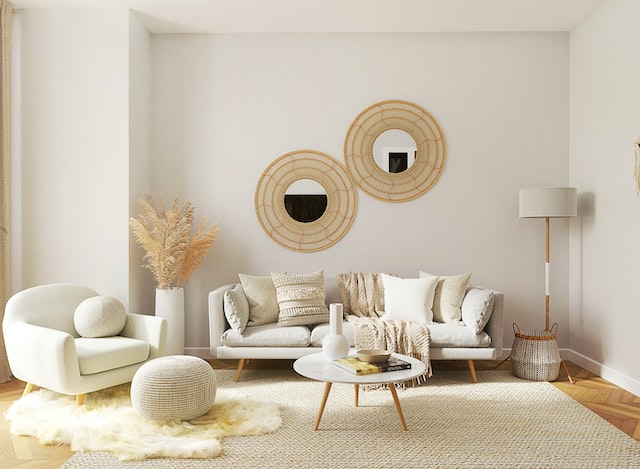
left=3, top=283, right=167, bottom=404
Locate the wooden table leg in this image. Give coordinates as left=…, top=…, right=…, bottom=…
left=388, top=384, right=408, bottom=430
left=354, top=384, right=359, bottom=407
left=314, top=382, right=332, bottom=430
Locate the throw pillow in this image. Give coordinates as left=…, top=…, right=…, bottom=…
left=380, top=273, right=438, bottom=323
left=271, top=271, right=329, bottom=326
left=74, top=296, right=127, bottom=338
left=238, top=273, right=280, bottom=326
left=419, top=271, right=471, bottom=323
left=223, top=284, right=250, bottom=333
left=461, top=288, right=495, bottom=334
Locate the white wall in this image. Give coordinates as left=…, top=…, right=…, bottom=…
left=16, top=9, right=131, bottom=300
left=150, top=33, right=571, bottom=355
left=569, top=0, right=640, bottom=394
left=128, top=14, right=153, bottom=313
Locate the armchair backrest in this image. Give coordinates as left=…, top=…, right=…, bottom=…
left=3, top=284, right=99, bottom=337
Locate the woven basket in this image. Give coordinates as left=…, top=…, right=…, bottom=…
left=510, top=323, right=561, bottom=382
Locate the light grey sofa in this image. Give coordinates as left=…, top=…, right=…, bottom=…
left=208, top=277, right=503, bottom=382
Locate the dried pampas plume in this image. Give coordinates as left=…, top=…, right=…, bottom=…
left=130, top=196, right=219, bottom=289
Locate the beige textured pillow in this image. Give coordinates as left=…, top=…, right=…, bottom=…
left=238, top=273, right=280, bottom=326
left=272, top=271, right=329, bottom=326
left=419, top=271, right=471, bottom=323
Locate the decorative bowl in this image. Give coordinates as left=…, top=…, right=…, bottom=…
left=356, top=349, right=391, bottom=363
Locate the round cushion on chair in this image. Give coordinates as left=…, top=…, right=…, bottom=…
left=74, top=296, right=126, bottom=338
left=131, top=355, right=217, bottom=421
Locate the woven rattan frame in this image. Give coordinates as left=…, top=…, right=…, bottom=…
left=344, top=100, right=446, bottom=202
left=255, top=150, right=357, bottom=252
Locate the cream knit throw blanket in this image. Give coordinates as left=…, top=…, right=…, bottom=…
left=337, top=273, right=432, bottom=382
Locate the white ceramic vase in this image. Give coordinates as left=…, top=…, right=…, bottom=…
left=155, top=287, right=185, bottom=355
left=322, top=303, right=349, bottom=360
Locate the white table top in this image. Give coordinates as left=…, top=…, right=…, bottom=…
left=293, top=352, right=426, bottom=385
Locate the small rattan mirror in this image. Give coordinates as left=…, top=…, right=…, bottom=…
left=255, top=150, right=357, bottom=252
left=344, top=99, right=446, bottom=202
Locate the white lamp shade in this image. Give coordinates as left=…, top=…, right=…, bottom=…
left=519, top=187, right=577, bottom=218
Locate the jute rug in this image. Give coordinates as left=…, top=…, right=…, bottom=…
left=51, top=369, right=640, bottom=468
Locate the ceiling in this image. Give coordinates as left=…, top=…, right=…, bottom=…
left=9, top=0, right=608, bottom=34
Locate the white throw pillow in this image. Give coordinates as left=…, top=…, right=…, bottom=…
left=461, top=288, right=495, bottom=334
left=74, top=296, right=127, bottom=338
left=272, top=270, right=329, bottom=326
left=238, top=273, right=280, bottom=326
left=419, top=271, right=471, bottom=323
left=380, top=273, right=438, bottom=323
left=223, top=284, right=250, bottom=333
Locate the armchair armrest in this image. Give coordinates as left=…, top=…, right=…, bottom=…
left=5, top=323, right=80, bottom=392
left=121, top=313, right=167, bottom=359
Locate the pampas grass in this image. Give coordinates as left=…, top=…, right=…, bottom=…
left=130, top=196, right=219, bottom=289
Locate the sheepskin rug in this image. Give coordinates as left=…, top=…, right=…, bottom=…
left=5, top=384, right=282, bottom=461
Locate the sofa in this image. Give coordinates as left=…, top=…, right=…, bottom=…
left=208, top=274, right=503, bottom=383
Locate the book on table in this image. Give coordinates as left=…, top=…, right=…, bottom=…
left=334, top=356, right=412, bottom=375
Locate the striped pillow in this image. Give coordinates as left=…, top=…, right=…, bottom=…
left=272, top=271, right=329, bottom=326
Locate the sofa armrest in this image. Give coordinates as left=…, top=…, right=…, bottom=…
left=121, top=313, right=167, bottom=359
left=208, top=283, right=237, bottom=357
left=483, top=290, right=504, bottom=359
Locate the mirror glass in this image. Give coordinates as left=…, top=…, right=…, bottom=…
left=372, top=129, right=417, bottom=173
left=284, top=179, right=328, bottom=223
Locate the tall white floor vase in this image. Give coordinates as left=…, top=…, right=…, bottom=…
left=155, top=287, right=185, bottom=356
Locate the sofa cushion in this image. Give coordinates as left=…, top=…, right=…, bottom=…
left=380, top=274, right=438, bottom=323
left=427, top=323, right=491, bottom=348
left=419, top=271, right=471, bottom=323
left=310, top=321, right=356, bottom=347
left=239, top=273, right=280, bottom=326
left=74, top=296, right=127, bottom=338
left=223, top=284, right=250, bottom=333
left=75, top=336, right=149, bottom=375
left=221, top=323, right=311, bottom=347
left=461, top=288, right=495, bottom=334
left=272, top=271, right=329, bottom=326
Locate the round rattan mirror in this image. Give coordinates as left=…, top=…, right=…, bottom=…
left=255, top=150, right=357, bottom=252
left=344, top=99, right=446, bottom=202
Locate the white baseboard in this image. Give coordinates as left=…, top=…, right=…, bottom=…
left=501, top=347, right=640, bottom=397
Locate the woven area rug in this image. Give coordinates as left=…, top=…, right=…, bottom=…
left=57, top=368, right=640, bottom=468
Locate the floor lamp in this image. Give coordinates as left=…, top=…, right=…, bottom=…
left=517, top=186, right=577, bottom=382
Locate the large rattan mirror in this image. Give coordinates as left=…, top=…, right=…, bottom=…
left=344, top=99, right=446, bottom=202
left=255, top=150, right=357, bottom=252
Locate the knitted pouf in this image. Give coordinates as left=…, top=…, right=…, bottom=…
left=131, top=355, right=216, bottom=421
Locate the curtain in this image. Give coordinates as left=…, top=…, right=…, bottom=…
left=0, top=0, right=14, bottom=383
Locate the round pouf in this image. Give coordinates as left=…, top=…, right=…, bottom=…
left=131, top=355, right=216, bottom=421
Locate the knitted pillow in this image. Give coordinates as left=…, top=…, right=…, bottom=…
left=272, top=271, right=329, bottom=326
left=74, top=296, right=126, bottom=338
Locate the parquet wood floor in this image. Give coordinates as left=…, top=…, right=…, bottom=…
left=0, top=359, right=637, bottom=467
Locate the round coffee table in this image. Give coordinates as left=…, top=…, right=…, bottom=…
left=293, top=352, right=426, bottom=431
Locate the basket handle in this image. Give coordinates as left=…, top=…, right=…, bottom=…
left=549, top=322, right=559, bottom=337
left=512, top=323, right=521, bottom=335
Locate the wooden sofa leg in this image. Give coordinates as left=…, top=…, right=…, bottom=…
left=235, top=358, right=246, bottom=382
left=22, top=382, right=34, bottom=397
left=467, top=360, right=478, bottom=383
left=76, top=394, right=85, bottom=405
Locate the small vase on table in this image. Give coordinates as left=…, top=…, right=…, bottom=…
left=322, top=303, right=349, bottom=360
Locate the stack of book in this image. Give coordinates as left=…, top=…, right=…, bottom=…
left=334, top=356, right=411, bottom=375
